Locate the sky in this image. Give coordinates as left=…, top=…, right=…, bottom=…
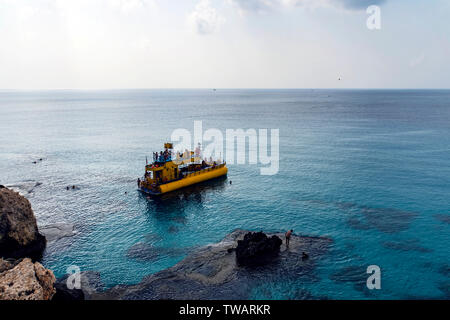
left=0, top=0, right=449, bottom=89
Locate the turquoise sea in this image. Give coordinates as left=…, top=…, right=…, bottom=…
left=0, top=89, right=449, bottom=299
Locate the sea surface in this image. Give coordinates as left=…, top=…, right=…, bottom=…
left=0, top=89, right=449, bottom=299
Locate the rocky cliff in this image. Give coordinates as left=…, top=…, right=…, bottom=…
left=235, top=231, right=283, bottom=266
left=0, top=186, right=55, bottom=300
left=0, top=186, right=46, bottom=260
left=0, top=258, right=56, bottom=300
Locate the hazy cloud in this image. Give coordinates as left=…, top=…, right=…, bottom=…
left=227, top=0, right=276, bottom=14
left=188, top=0, right=225, bottom=35
left=229, top=0, right=387, bottom=14
left=334, top=0, right=386, bottom=10
left=110, top=0, right=156, bottom=13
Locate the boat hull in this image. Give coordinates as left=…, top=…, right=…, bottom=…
left=140, top=165, right=228, bottom=196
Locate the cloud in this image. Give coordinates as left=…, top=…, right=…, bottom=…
left=227, top=0, right=276, bottom=14
left=228, top=0, right=387, bottom=14
left=188, top=0, right=225, bottom=35
left=110, top=0, right=157, bottom=14
left=17, top=5, right=37, bottom=21
left=334, top=0, right=386, bottom=10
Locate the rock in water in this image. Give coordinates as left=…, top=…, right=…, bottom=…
left=0, top=258, right=56, bottom=300
left=53, top=271, right=104, bottom=300
left=101, top=229, right=332, bottom=300
left=40, top=223, right=75, bottom=242
left=0, top=187, right=46, bottom=260
left=52, top=282, right=85, bottom=301
left=235, top=231, right=282, bottom=266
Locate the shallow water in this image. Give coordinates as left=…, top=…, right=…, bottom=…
left=0, top=89, right=449, bottom=299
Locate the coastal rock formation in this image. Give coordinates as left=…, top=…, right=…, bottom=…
left=5, top=181, right=42, bottom=196
left=54, top=271, right=105, bottom=300
left=235, top=231, right=282, bottom=266
left=0, top=258, right=56, bottom=300
left=0, top=258, right=14, bottom=273
left=127, top=242, right=192, bottom=263
left=102, top=229, right=332, bottom=300
left=40, top=223, right=76, bottom=242
left=0, top=187, right=46, bottom=260
left=53, top=282, right=85, bottom=301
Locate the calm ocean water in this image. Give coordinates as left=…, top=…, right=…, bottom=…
left=0, top=89, right=449, bottom=299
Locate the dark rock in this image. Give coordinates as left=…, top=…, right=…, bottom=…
left=39, top=223, right=76, bottom=242
left=0, top=185, right=5, bottom=189
left=235, top=231, right=282, bottom=266
left=0, top=187, right=46, bottom=260
left=6, top=181, right=42, bottom=195
left=52, top=282, right=85, bottom=301
left=56, top=271, right=105, bottom=300
left=102, top=229, right=332, bottom=300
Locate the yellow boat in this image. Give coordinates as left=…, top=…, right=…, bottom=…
left=138, top=142, right=228, bottom=196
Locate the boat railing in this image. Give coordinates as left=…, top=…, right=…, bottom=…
left=182, top=163, right=226, bottom=177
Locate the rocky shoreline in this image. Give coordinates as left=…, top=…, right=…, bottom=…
left=0, top=258, right=56, bottom=300
left=0, top=186, right=57, bottom=300
left=91, top=229, right=332, bottom=300
left=0, top=186, right=46, bottom=260
left=1, top=185, right=332, bottom=300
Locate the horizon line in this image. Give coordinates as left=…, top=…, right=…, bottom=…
left=1, top=87, right=450, bottom=92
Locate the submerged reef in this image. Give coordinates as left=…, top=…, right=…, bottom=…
left=346, top=205, right=418, bottom=234
left=382, top=239, right=432, bottom=253
left=93, top=229, right=332, bottom=300
left=40, top=223, right=76, bottom=243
